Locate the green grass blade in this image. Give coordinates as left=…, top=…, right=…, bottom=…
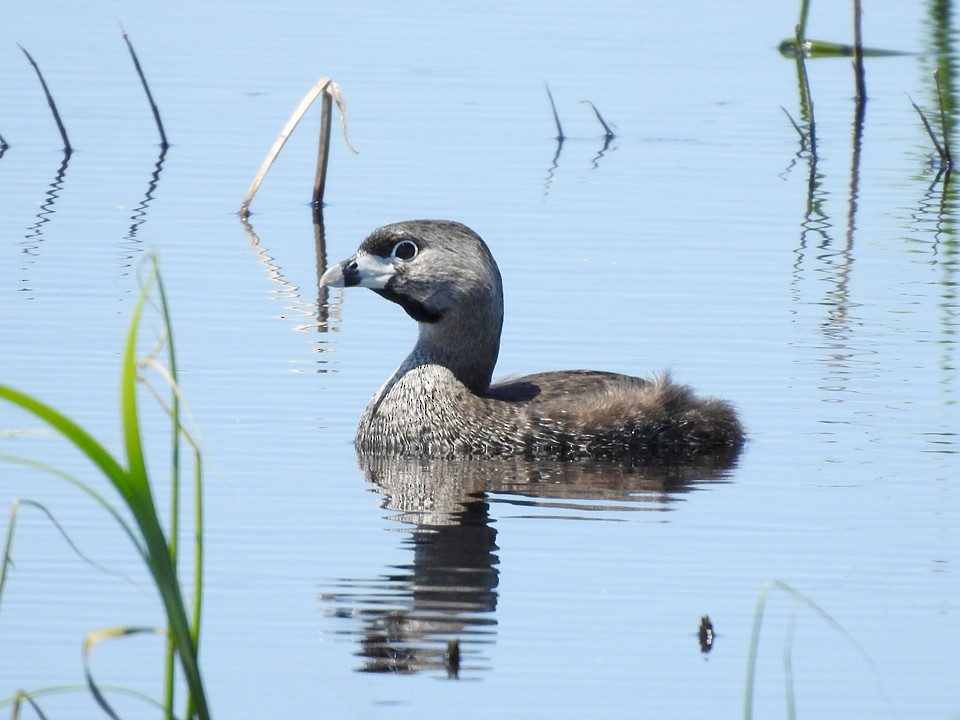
left=121, top=276, right=152, bottom=502
left=123, top=267, right=210, bottom=719
left=0, top=386, right=127, bottom=488
left=17, top=499, right=138, bottom=585
left=743, top=581, right=771, bottom=719
left=83, top=626, right=164, bottom=720
left=744, top=580, right=897, bottom=719
left=7, top=688, right=48, bottom=720
left=0, top=454, right=145, bottom=557
left=0, top=684, right=168, bottom=714
left=1, top=259, right=210, bottom=719
left=0, top=500, right=19, bottom=614
left=154, top=260, right=182, bottom=712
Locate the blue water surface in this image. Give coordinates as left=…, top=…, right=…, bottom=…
left=1, top=1, right=957, bottom=718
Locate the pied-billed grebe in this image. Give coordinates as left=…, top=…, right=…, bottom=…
left=320, top=220, right=744, bottom=461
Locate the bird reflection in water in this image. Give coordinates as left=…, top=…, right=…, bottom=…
left=319, top=453, right=736, bottom=677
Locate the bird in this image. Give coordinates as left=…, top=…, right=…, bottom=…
left=320, top=220, right=744, bottom=462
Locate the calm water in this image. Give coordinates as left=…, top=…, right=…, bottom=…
left=1, top=1, right=958, bottom=718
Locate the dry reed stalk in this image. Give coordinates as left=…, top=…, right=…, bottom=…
left=239, top=78, right=355, bottom=219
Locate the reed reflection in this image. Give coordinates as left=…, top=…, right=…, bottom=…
left=124, top=146, right=167, bottom=242
left=784, top=31, right=833, bottom=300
left=19, top=152, right=71, bottom=296
left=240, top=209, right=337, bottom=333
left=920, top=0, right=959, bottom=402
left=119, top=145, right=168, bottom=278
left=784, top=23, right=867, bottom=394
left=319, top=453, right=735, bottom=677
left=908, top=142, right=959, bottom=414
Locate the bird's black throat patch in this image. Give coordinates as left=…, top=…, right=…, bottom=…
left=373, top=288, right=443, bottom=323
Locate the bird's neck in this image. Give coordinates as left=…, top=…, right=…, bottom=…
left=412, top=301, right=502, bottom=395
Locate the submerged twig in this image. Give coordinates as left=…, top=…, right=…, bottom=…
left=545, top=82, right=565, bottom=141
left=120, top=25, right=168, bottom=149
left=239, top=77, right=355, bottom=219
left=18, top=45, right=71, bottom=154
left=580, top=100, right=616, bottom=140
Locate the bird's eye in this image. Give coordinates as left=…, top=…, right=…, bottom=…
left=391, top=240, right=419, bottom=261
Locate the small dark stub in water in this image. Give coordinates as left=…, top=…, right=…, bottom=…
left=699, top=615, right=715, bottom=653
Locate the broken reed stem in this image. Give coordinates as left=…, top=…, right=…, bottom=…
left=545, top=82, right=565, bottom=141
left=239, top=77, right=355, bottom=219
left=121, top=25, right=169, bottom=149
left=18, top=45, right=71, bottom=154
left=852, top=0, right=866, bottom=105
left=581, top=100, right=616, bottom=140
left=934, top=69, right=952, bottom=165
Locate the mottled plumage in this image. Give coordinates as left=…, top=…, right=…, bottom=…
left=320, top=220, right=744, bottom=461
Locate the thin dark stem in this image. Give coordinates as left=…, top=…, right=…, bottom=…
left=18, top=45, right=71, bottom=154
left=795, top=24, right=817, bottom=160
left=797, top=0, right=811, bottom=41
left=934, top=68, right=953, bottom=165
left=120, top=25, right=169, bottom=149
left=313, top=92, right=332, bottom=209
left=580, top=100, right=616, bottom=140
left=239, top=77, right=354, bottom=219
left=544, top=82, right=565, bottom=141
left=852, top=0, right=867, bottom=106
left=907, top=92, right=946, bottom=162
left=781, top=106, right=807, bottom=151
